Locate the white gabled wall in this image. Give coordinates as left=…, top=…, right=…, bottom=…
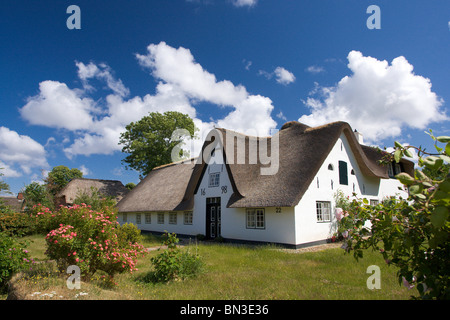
left=194, top=148, right=297, bottom=245
left=294, top=132, right=407, bottom=245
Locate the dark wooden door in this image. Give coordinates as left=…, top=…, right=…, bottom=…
left=206, top=197, right=221, bottom=239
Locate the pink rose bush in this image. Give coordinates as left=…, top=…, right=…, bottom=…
left=33, top=203, right=147, bottom=281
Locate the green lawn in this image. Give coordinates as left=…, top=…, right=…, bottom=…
left=7, top=234, right=414, bottom=300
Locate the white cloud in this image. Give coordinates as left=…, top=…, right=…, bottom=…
left=276, top=111, right=287, bottom=121
left=0, top=127, right=48, bottom=177
left=16, top=42, right=275, bottom=159
left=19, top=80, right=96, bottom=131
left=232, top=0, right=257, bottom=7
left=299, top=50, right=447, bottom=144
left=274, top=67, right=296, bottom=85
left=79, top=165, right=91, bottom=176
left=76, top=61, right=130, bottom=97
left=258, top=66, right=296, bottom=86
left=305, top=65, right=325, bottom=74
left=136, top=41, right=276, bottom=136
left=0, top=161, right=21, bottom=178
left=136, top=42, right=248, bottom=107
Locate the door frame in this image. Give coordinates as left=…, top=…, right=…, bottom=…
left=206, top=197, right=221, bottom=239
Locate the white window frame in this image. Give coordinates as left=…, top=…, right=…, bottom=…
left=184, top=211, right=193, bottom=225
left=145, top=213, right=151, bottom=224
left=136, top=213, right=141, bottom=225
left=157, top=212, right=165, bottom=224
left=209, top=172, right=220, bottom=187
left=316, top=201, right=331, bottom=222
left=246, top=208, right=265, bottom=229
left=169, top=212, right=177, bottom=225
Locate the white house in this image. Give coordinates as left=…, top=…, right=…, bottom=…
left=116, top=121, right=414, bottom=248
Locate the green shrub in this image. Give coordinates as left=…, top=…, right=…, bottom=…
left=35, top=204, right=147, bottom=281
left=0, top=212, right=36, bottom=237
left=343, top=131, right=450, bottom=300
left=0, top=231, right=35, bottom=292
left=117, top=222, right=141, bottom=245
left=150, top=232, right=203, bottom=282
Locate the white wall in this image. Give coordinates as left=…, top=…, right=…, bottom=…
left=294, top=133, right=408, bottom=245
left=119, top=132, right=408, bottom=247
left=194, top=148, right=297, bottom=245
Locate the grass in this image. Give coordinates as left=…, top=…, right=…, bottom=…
left=4, top=234, right=415, bottom=300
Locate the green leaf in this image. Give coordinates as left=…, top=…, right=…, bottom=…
left=446, top=143, right=450, bottom=156
left=394, top=149, right=402, bottom=163
left=430, top=206, right=449, bottom=228
left=439, top=180, right=450, bottom=193
left=415, top=169, right=430, bottom=182
left=394, top=141, right=403, bottom=148
left=396, top=172, right=415, bottom=185
left=362, top=198, right=369, bottom=205
left=404, top=148, right=413, bottom=158
left=409, top=184, right=423, bottom=195
left=436, top=136, right=450, bottom=143
left=423, top=156, right=443, bottom=169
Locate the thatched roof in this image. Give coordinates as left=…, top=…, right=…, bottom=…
left=56, top=178, right=129, bottom=205
left=116, top=159, right=196, bottom=213
left=0, top=195, right=25, bottom=212
left=117, top=121, right=414, bottom=212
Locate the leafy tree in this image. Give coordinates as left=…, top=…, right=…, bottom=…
left=0, top=168, right=11, bottom=195
left=0, top=168, right=13, bottom=214
left=45, top=165, right=83, bottom=196
left=341, top=130, right=450, bottom=299
left=125, top=182, right=136, bottom=190
left=73, top=186, right=117, bottom=211
left=119, top=111, right=198, bottom=177
left=22, top=182, right=54, bottom=210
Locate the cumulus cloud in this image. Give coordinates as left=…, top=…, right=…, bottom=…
left=258, top=66, right=296, bottom=85
left=232, top=0, right=257, bottom=8
left=79, top=165, right=91, bottom=176
left=19, top=80, right=96, bottom=131
left=299, top=50, right=447, bottom=144
left=136, top=41, right=276, bottom=136
left=76, top=61, right=130, bottom=97
left=21, top=42, right=276, bottom=160
left=274, top=67, right=296, bottom=85
left=0, top=127, right=48, bottom=177
left=305, top=65, right=325, bottom=74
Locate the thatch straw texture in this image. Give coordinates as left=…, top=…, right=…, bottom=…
left=56, top=178, right=129, bottom=205
left=117, top=121, right=414, bottom=212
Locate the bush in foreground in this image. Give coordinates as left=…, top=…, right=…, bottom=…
left=32, top=204, right=147, bottom=282
left=0, top=231, right=35, bottom=292
left=149, top=232, right=204, bottom=282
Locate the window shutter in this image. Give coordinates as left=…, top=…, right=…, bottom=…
left=339, top=161, right=348, bottom=185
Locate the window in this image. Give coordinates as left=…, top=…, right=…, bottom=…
left=246, top=208, right=265, bottom=229
left=316, top=201, right=331, bottom=222
left=184, top=211, right=193, bottom=225
left=145, top=213, right=151, bottom=224
left=157, top=212, right=164, bottom=224
left=136, top=214, right=141, bottom=225
left=339, top=161, right=348, bottom=185
left=209, top=172, right=220, bottom=187
left=388, top=163, right=394, bottom=178
left=122, top=213, right=127, bottom=222
left=328, top=164, right=334, bottom=171
left=169, top=212, right=177, bottom=224
left=370, top=199, right=379, bottom=206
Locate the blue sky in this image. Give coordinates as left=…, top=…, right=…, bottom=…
left=1, top=0, right=449, bottom=195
